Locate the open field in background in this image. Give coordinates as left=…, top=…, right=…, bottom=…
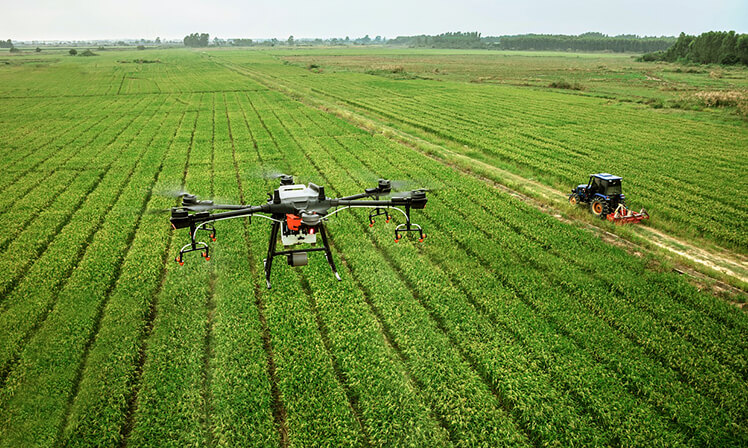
left=0, top=48, right=746, bottom=447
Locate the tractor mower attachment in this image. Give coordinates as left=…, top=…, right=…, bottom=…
left=606, top=204, right=649, bottom=224
left=169, top=177, right=428, bottom=288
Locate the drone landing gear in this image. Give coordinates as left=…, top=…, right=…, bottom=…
left=368, top=207, right=391, bottom=227
left=175, top=222, right=216, bottom=265
left=394, top=205, right=425, bottom=243
left=263, top=219, right=341, bottom=289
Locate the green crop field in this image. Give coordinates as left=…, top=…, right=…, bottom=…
left=0, top=47, right=746, bottom=447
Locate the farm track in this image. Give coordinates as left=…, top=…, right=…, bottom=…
left=313, top=125, right=748, bottom=378
left=295, top=107, right=748, bottom=380
left=213, top=57, right=748, bottom=295
left=0, top=50, right=746, bottom=447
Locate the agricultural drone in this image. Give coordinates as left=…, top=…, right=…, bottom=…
left=169, top=175, right=427, bottom=288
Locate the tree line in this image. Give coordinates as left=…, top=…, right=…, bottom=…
left=389, top=32, right=675, bottom=53
left=183, top=33, right=209, bottom=47
left=640, top=31, right=748, bottom=65
left=1, top=39, right=13, bottom=48
left=489, top=33, right=675, bottom=53
left=389, top=32, right=484, bottom=49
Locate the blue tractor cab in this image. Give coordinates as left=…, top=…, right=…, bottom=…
left=569, top=173, right=626, bottom=218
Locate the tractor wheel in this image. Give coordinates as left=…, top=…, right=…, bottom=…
left=590, top=198, right=609, bottom=218
left=568, top=194, right=579, bottom=205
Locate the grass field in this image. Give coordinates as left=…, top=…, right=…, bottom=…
left=0, top=47, right=747, bottom=447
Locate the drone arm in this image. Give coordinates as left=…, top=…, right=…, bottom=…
left=332, top=196, right=427, bottom=209
left=197, top=204, right=270, bottom=221
left=171, top=204, right=269, bottom=229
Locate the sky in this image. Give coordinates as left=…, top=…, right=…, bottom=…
left=2, top=0, right=746, bottom=41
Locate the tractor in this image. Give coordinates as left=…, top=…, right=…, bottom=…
left=569, top=173, right=648, bottom=224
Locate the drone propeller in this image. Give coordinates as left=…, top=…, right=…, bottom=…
left=155, top=187, right=192, bottom=198
left=391, top=188, right=431, bottom=198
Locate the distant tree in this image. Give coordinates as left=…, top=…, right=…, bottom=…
left=374, top=35, right=382, bottom=43
left=0, top=39, right=12, bottom=48
left=231, top=38, right=253, bottom=46
left=35, top=47, right=42, bottom=52
left=155, top=37, right=161, bottom=44
left=287, top=35, right=294, bottom=46
left=80, top=49, right=97, bottom=56
left=9, top=46, right=20, bottom=53
left=183, top=33, right=209, bottom=47
left=69, top=48, right=78, bottom=56
left=137, top=45, right=146, bottom=50
left=345, top=36, right=349, bottom=42
left=642, top=31, right=748, bottom=66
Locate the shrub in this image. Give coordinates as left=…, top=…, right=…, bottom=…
left=69, top=49, right=77, bottom=56
left=137, top=45, right=146, bottom=50
left=80, top=49, right=97, bottom=57
left=548, top=79, right=584, bottom=90
left=9, top=47, right=20, bottom=53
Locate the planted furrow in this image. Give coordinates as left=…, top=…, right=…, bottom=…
left=0, top=94, right=166, bottom=302
left=205, top=92, right=277, bottom=447
left=124, top=100, right=215, bottom=447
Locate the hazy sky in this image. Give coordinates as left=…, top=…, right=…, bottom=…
left=3, top=0, right=747, bottom=41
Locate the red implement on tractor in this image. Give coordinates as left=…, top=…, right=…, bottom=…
left=606, top=203, right=649, bottom=224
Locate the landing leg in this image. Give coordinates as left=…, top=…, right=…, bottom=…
left=263, top=220, right=281, bottom=289
left=319, top=224, right=341, bottom=281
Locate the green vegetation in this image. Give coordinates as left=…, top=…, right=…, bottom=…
left=184, top=33, right=210, bottom=48
left=390, top=32, right=675, bottom=52
left=0, top=48, right=745, bottom=447
left=641, top=31, right=748, bottom=65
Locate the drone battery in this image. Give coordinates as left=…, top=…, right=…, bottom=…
left=287, top=252, right=308, bottom=267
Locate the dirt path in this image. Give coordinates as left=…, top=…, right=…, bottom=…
left=208, top=55, right=748, bottom=303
